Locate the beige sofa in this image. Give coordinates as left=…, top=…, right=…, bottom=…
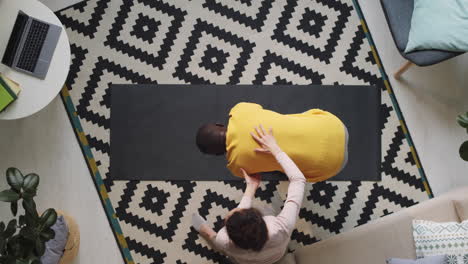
left=280, top=187, right=468, bottom=264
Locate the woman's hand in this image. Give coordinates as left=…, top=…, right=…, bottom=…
left=250, top=125, right=282, bottom=156
left=240, top=168, right=261, bottom=190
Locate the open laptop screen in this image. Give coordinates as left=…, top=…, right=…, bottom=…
left=2, top=12, right=29, bottom=67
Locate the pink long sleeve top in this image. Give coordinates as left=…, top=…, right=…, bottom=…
left=213, top=152, right=306, bottom=264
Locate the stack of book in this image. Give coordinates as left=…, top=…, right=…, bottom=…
left=0, top=74, right=21, bottom=112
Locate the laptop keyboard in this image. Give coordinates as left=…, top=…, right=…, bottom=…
left=16, top=20, right=49, bottom=72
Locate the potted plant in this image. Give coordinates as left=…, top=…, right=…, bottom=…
left=458, top=112, right=468, bottom=161
left=0, top=168, right=57, bottom=264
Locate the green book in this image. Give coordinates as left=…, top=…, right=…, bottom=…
left=0, top=76, right=18, bottom=112
left=0, top=73, right=21, bottom=96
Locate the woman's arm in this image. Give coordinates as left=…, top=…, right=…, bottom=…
left=251, top=125, right=306, bottom=233
left=201, top=224, right=229, bottom=253
left=200, top=224, right=217, bottom=241
left=192, top=213, right=218, bottom=248
left=194, top=169, right=261, bottom=249
left=274, top=151, right=306, bottom=232
left=237, top=168, right=261, bottom=209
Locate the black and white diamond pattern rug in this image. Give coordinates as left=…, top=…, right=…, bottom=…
left=56, top=0, right=433, bottom=263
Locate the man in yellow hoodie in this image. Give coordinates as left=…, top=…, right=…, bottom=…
left=196, top=102, right=348, bottom=182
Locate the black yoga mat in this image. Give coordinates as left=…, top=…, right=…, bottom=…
left=110, top=84, right=380, bottom=181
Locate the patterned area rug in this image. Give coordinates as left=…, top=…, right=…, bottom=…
left=56, top=0, right=432, bottom=263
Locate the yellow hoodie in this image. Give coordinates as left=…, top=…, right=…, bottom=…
left=226, top=102, right=346, bottom=182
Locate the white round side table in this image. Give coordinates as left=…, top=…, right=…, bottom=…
left=0, top=0, right=70, bottom=120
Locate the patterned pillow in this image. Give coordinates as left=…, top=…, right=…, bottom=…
left=413, top=220, right=468, bottom=264
left=386, top=255, right=447, bottom=264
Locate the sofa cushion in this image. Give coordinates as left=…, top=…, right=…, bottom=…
left=386, top=255, right=447, bottom=264
left=454, top=199, right=468, bottom=221
left=413, top=220, right=468, bottom=263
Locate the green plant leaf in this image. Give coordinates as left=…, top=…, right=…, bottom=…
left=18, top=215, right=26, bottom=227
left=25, top=256, right=40, bottom=264
left=7, top=235, right=23, bottom=258
left=0, top=190, right=20, bottom=202
left=0, top=232, right=5, bottom=256
left=22, top=174, right=39, bottom=193
left=40, top=209, right=57, bottom=229
left=0, top=240, right=6, bottom=255
left=0, top=256, right=15, bottom=264
left=34, top=239, right=45, bottom=256
left=19, top=239, right=35, bottom=260
left=4, top=219, right=17, bottom=238
left=0, top=235, right=5, bottom=254
left=19, top=226, right=37, bottom=241
left=460, top=140, right=468, bottom=162
left=457, top=112, right=468, bottom=128
left=24, top=214, right=36, bottom=228
left=11, top=201, right=18, bottom=216
left=0, top=221, right=5, bottom=232
left=15, top=259, right=28, bottom=264
left=6, top=168, right=24, bottom=192
left=22, top=199, right=39, bottom=221
left=40, top=228, right=55, bottom=241
left=21, top=190, right=37, bottom=200
left=18, top=216, right=26, bottom=228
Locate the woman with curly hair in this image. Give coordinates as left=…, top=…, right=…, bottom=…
left=192, top=125, right=306, bottom=264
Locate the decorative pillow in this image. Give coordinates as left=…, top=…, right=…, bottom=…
left=386, top=255, right=447, bottom=264
left=405, top=0, right=468, bottom=53
left=413, top=220, right=468, bottom=263
left=40, top=216, right=69, bottom=264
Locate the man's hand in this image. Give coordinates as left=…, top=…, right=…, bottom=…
left=240, top=168, right=261, bottom=190
left=250, top=124, right=282, bottom=156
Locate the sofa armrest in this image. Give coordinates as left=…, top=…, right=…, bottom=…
left=275, top=253, right=297, bottom=264
left=454, top=199, right=468, bottom=221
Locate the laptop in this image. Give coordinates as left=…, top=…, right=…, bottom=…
left=1, top=11, right=62, bottom=80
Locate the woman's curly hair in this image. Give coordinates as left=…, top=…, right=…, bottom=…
left=225, top=208, right=268, bottom=251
